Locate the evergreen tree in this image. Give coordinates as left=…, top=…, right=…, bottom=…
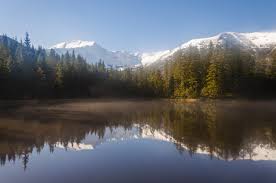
left=0, top=44, right=11, bottom=76
left=0, top=44, right=11, bottom=97
left=24, top=32, right=31, bottom=48
left=172, top=47, right=201, bottom=98
left=201, top=49, right=224, bottom=98
left=55, top=63, right=64, bottom=89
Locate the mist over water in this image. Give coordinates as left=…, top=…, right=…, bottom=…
left=1, top=99, right=276, bottom=183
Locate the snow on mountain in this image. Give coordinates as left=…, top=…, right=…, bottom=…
left=50, top=32, right=276, bottom=67
left=50, top=40, right=141, bottom=67
left=140, top=50, right=171, bottom=66
left=175, top=32, right=276, bottom=50
left=141, top=32, right=276, bottom=66
left=51, top=40, right=96, bottom=49
left=241, top=32, right=276, bottom=48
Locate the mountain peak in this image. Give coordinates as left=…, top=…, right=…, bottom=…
left=141, top=32, right=276, bottom=66
left=179, top=32, right=276, bottom=49
left=49, top=31, right=276, bottom=67
left=50, top=40, right=96, bottom=49
left=50, top=40, right=141, bottom=67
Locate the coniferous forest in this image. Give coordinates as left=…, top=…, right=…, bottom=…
left=0, top=33, right=276, bottom=99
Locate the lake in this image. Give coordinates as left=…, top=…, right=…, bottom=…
left=0, top=99, right=276, bottom=183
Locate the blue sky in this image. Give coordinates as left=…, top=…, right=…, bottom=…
left=1, top=0, right=276, bottom=52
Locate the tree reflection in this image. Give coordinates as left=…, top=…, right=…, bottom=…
left=0, top=100, right=276, bottom=168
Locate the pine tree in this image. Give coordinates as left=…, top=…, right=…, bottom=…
left=201, top=50, right=224, bottom=98
left=172, top=47, right=201, bottom=98
left=55, top=63, right=64, bottom=88
left=168, top=76, right=175, bottom=97
left=0, top=45, right=11, bottom=76
left=272, top=56, right=276, bottom=79
left=0, top=44, right=11, bottom=97
left=15, top=44, right=24, bottom=66
left=265, top=50, right=276, bottom=79
left=24, top=32, right=31, bottom=48
left=148, top=70, right=164, bottom=96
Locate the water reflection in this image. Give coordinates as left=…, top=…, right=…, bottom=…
left=0, top=100, right=276, bottom=170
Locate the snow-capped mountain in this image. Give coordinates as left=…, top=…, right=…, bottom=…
left=50, top=40, right=96, bottom=49
left=50, top=32, right=276, bottom=68
left=141, top=32, right=276, bottom=66
left=51, top=40, right=142, bottom=68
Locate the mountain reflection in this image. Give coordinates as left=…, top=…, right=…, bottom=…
left=0, top=100, right=276, bottom=169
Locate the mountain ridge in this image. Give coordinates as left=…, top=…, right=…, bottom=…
left=50, top=40, right=96, bottom=49
left=142, top=32, right=276, bottom=66
left=50, top=32, right=276, bottom=67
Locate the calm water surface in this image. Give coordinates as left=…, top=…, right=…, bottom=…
left=0, top=99, right=276, bottom=183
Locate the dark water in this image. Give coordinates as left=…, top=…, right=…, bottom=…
left=1, top=99, right=276, bottom=183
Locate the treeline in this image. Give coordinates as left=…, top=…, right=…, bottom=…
left=0, top=33, right=154, bottom=99
left=0, top=33, right=276, bottom=99
left=140, top=43, right=276, bottom=98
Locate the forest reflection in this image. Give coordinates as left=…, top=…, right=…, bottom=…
left=0, top=100, right=276, bottom=169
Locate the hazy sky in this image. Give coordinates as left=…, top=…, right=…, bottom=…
left=1, top=0, right=276, bottom=52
